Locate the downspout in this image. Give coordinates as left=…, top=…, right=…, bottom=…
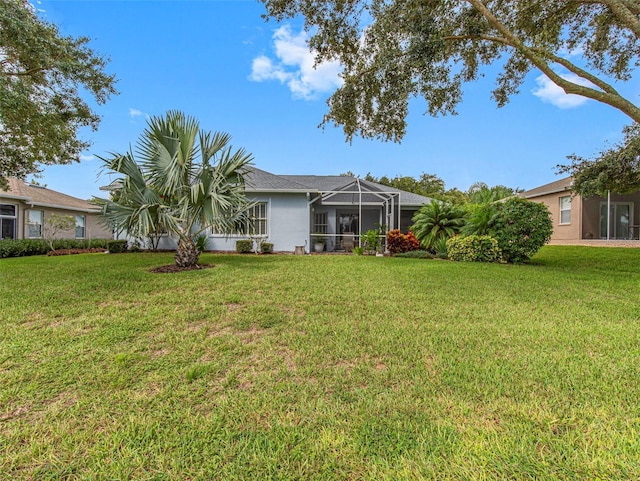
left=398, top=193, right=402, bottom=230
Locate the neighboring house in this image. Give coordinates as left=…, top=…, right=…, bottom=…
left=0, top=178, right=112, bottom=241
left=521, top=176, right=640, bottom=244
left=150, top=167, right=432, bottom=253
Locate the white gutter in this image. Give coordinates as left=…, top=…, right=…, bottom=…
left=27, top=201, right=99, bottom=213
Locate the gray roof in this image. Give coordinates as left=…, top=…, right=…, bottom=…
left=246, top=168, right=432, bottom=206
left=521, top=177, right=572, bottom=198
left=245, top=168, right=311, bottom=192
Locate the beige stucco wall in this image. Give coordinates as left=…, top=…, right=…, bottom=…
left=18, top=203, right=112, bottom=240
left=529, top=192, right=582, bottom=241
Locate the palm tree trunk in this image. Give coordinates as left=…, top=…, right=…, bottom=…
left=175, top=237, right=200, bottom=268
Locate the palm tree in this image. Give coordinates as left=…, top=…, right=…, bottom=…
left=95, top=111, right=254, bottom=268
left=410, top=200, right=466, bottom=250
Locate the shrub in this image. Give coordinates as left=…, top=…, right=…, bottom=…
left=386, top=229, right=409, bottom=254
left=410, top=200, right=466, bottom=250
left=447, top=235, right=503, bottom=263
left=352, top=246, right=365, bottom=255
left=0, top=239, right=111, bottom=258
left=107, top=240, right=128, bottom=253
left=261, top=242, right=273, bottom=254
left=491, top=198, right=553, bottom=263
left=433, top=237, right=449, bottom=259
left=406, top=231, right=420, bottom=251
left=363, top=229, right=381, bottom=254
left=236, top=239, right=253, bottom=254
left=195, top=233, right=208, bottom=252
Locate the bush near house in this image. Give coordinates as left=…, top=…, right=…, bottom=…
left=446, top=235, right=503, bottom=263
left=0, top=239, right=110, bottom=259
left=235, top=240, right=253, bottom=254
left=386, top=229, right=420, bottom=254
left=490, top=198, right=553, bottom=263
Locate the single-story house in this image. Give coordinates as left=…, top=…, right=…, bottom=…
left=150, top=167, right=432, bottom=253
left=0, top=178, right=112, bottom=241
left=521, top=176, right=640, bottom=244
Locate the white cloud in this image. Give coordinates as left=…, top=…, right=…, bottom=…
left=129, top=108, right=144, bottom=118
left=249, top=25, right=342, bottom=100
left=80, top=154, right=95, bottom=162
left=532, top=74, right=593, bottom=109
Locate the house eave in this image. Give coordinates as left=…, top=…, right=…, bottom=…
left=523, top=187, right=572, bottom=199
left=25, top=201, right=100, bottom=213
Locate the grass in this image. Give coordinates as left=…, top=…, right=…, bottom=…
left=1, top=246, right=640, bottom=480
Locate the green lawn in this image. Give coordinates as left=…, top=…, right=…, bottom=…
left=1, top=247, right=640, bottom=480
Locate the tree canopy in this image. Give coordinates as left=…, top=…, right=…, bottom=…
left=558, top=123, right=640, bottom=197
left=0, top=0, right=117, bottom=187
left=261, top=0, right=640, bottom=141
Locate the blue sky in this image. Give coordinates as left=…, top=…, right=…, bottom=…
left=33, top=0, right=638, bottom=200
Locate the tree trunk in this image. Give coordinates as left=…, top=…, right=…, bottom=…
left=175, top=238, right=200, bottom=268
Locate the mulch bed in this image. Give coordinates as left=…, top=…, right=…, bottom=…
left=47, top=248, right=108, bottom=256
left=150, top=264, right=215, bottom=273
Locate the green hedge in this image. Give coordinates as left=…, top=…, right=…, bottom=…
left=446, top=235, right=503, bottom=263
left=0, top=239, right=111, bottom=259
left=261, top=242, right=273, bottom=254
left=107, top=240, right=128, bottom=253
left=236, top=240, right=253, bottom=254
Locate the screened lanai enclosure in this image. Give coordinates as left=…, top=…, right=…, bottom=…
left=306, top=178, right=426, bottom=252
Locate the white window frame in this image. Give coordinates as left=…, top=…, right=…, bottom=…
left=559, top=196, right=571, bottom=225
left=314, top=212, right=328, bottom=235
left=247, top=202, right=268, bottom=237
left=27, top=209, right=44, bottom=238
left=0, top=203, right=18, bottom=240
left=208, top=201, right=269, bottom=237
left=75, top=215, right=86, bottom=239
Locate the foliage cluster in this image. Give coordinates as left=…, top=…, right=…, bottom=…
left=559, top=123, right=640, bottom=196
left=262, top=0, right=640, bottom=144
left=363, top=229, right=381, bottom=254
left=410, top=201, right=466, bottom=250
left=385, top=229, right=420, bottom=254
left=446, top=235, right=503, bottom=263
left=235, top=240, right=253, bottom=254
left=409, top=198, right=552, bottom=263
left=0, top=0, right=117, bottom=186
left=492, top=198, right=553, bottom=263
left=261, top=242, right=274, bottom=254
left=0, top=238, right=110, bottom=258
left=107, top=240, right=128, bottom=254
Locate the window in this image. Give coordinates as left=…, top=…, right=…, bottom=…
left=248, top=202, right=268, bottom=236
left=75, top=215, right=85, bottom=238
left=314, top=212, right=327, bottom=234
left=0, top=204, right=17, bottom=239
left=27, top=210, right=44, bottom=238
left=209, top=202, right=268, bottom=236
left=559, top=196, right=571, bottom=224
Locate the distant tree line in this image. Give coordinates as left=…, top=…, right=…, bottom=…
left=341, top=171, right=521, bottom=204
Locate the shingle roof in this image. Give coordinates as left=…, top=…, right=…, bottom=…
left=520, top=177, right=573, bottom=198
left=245, top=168, right=311, bottom=192
left=247, top=169, right=432, bottom=206
left=0, top=178, right=99, bottom=212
